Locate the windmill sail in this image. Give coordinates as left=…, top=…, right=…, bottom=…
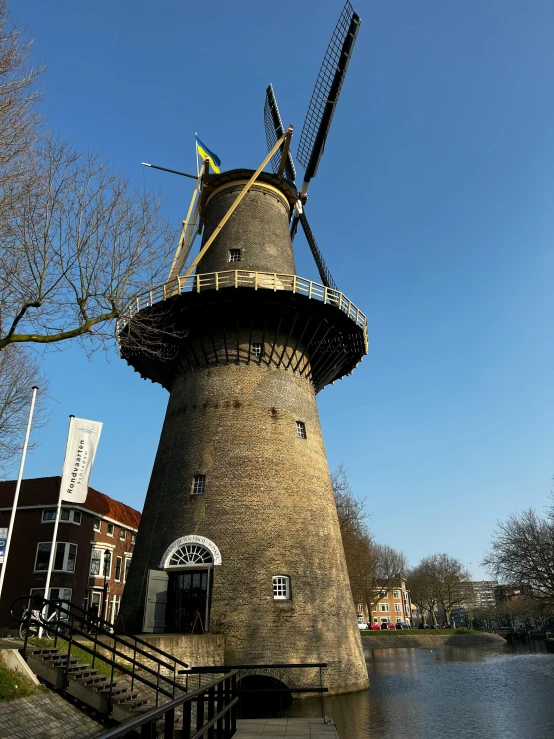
left=264, top=84, right=296, bottom=183
left=299, top=210, right=337, bottom=291
left=296, top=1, right=361, bottom=184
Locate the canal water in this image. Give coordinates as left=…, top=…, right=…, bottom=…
left=280, top=642, right=554, bottom=738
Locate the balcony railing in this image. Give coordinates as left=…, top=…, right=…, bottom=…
left=117, top=270, right=367, bottom=337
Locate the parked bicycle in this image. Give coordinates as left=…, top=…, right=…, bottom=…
left=19, top=602, right=69, bottom=639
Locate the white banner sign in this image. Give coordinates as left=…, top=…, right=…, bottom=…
left=60, top=417, right=103, bottom=504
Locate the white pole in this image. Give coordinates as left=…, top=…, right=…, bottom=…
left=40, top=414, right=74, bottom=637
left=0, top=386, right=38, bottom=604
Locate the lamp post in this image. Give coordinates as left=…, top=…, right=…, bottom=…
left=102, top=549, right=110, bottom=623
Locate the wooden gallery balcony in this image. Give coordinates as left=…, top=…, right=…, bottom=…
left=117, top=270, right=368, bottom=393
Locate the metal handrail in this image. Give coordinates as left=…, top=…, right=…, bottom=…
left=94, top=671, right=239, bottom=739
left=116, top=269, right=367, bottom=334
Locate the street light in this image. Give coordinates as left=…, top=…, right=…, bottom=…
left=102, top=549, right=110, bottom=622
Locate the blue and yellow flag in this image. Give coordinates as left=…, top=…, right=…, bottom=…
left=195, top=135, right=221, bottom=174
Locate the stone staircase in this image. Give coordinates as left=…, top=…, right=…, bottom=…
left=27, top=646, right=151, bottom=723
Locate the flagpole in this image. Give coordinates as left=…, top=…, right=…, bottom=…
left=0, top=386, right=38, bottom=605
left=40, top=414, right=74, bottom=637
left=195, top=132, right=199, bottom=176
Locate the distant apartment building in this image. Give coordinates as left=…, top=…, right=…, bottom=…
left=451, top=580, right=499, bottom=624
left=0, top=476, right=140, bottom=632
left=357, top=579, right=413, bottom=626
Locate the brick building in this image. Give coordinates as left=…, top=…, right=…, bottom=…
left=0, top=477, right=140, bottom=631
left=358, top=579, right=413, bottom=626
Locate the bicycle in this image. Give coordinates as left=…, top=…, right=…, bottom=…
left=19, top=604, right=69, bottom=640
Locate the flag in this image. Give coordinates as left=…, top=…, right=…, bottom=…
left=195, top=135, right=221, bottom=174
left=60, top=417, right=103, bottom=503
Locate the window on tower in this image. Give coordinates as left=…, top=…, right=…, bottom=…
left=296, top=421, right=307, bottom=439
left=191, top=475, right=206, bottom=495
left=252, top=343, right=263, bottom=359
left=229, top=249, right=242, bottom=263
left=273, top=576, right=291, bottom=600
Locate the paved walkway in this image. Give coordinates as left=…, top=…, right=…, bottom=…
left=235, top=718, right=339, bottom=738
left=0, top=692, right=104, bottom=739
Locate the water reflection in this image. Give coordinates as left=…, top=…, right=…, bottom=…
left=280, top=643, right=554, bottom=738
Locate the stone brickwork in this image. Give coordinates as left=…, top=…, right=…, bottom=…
left=0, top=691, right=103, bottom=739
left=120, top=171, right=369, bottom=694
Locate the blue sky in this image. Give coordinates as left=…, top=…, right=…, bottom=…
left=10, top=0, right=554, bottom=579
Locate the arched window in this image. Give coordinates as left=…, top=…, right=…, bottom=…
left=160, top=535, right=222, bottom=569
left=168, top=543, right=213, bottom=567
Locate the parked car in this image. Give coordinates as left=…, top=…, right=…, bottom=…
left=380, top=622, right=395, bottom=630
left=395, top=623, right=410, bottom=629
left=419, top=624, right=431, bottom=629
left=369, top=622, right=380, bottom=630
left=357, top=618, right=369, bottom=630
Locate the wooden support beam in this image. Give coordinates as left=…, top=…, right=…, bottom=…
left=167, top=163, right=205, bottom=284
left=276, top=126, right=293, bottom=179
left=183, top=130, right=290, bottom=279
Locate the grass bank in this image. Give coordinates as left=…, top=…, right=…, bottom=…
left=0, top=662, right=42, bottom=701
left=361, top=630, right=505, bottom=651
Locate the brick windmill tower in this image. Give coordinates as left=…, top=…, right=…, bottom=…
left=119, top=2, right=369, bottom=694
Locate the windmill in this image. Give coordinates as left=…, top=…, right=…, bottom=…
left=264, top=1, right=361, bottom=292
left=119, top=1, right=370, bottom=695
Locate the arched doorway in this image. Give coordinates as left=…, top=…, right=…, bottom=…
left=160, top=537, right=222, bottom=634
left=238, top=675, right=292, bottom=718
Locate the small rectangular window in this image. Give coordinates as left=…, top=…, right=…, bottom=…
left=60, top=509, right=70, bottom=521
left=393, top=590, right=400, bottom=599
left=379, top=603, right=389, bottom=612
left=107, top=523, right=114, bottom=537
left=131, top=533, right=136, bottom=545
left=395, top=604, right=402, bottom=612
left=296, top=421, right=307, bottom=439
left=191, top=475, right=206, bottom=495
left=115, top=556, right=122, bottom=582
left=93, top=518, right=101, bottom=532
left=273, top=576, right=291, bottom=600
left=41, top=509, right=57, bottom=522
left=120, top=529, right=126, bottom=541
left=35, top=542, right=77, bottom=573
left=72, top=510, right=82, bottom=525
left=252, top=343, right=263, bottom=359
left=124, top=557, right=132, bottom=582
left=229, top=249, right=242, bottom=263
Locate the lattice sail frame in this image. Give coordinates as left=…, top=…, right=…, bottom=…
left=296, top=1, right=360, bottom=181
left=264, top=84, right=296, bottom=182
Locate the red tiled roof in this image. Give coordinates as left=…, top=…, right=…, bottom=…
left=0, top=476, right=141, bottom=530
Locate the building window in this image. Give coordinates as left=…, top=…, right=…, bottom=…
left=229, top=249, right=242, bottom=263
left=124, top=557, right=132, bottom=582
left=93, top=518, right=101, bottom=532
left=273, top=576, right=291, bottom=600
left=90, top=590, right=102, bottom=613
left=252, top=343, right=263, bottom=359
left=372, top=605, right=377, bottom=612
left=41, top=509, right=57, bottom=522
left=393, top=590, right=401, bottom=599
left=90, top=548, right=112, bottom=578
left=42, top=509, right=82, bottom=525
left=404, top=592, right=409, bottom=601
left=72, top=510, right=82, bottom=524
left=115, top=556, right=122, bottom=582
left=405, top=605, right=411, bottom=613
left=131, top=533, right=136, bottom=545
left=395, top=603, right=402, bottom=612
left=191, top=475, right=206, bottom=495
left=107, top=523, right=114, bottom=537
left=379, top=603, right=389, bottom=612
left=357, top=603, right=364, bottom=615
left=30, top=588, right=72, bottom=616
left=380, top=617, right=389, bottom=623
left=34, top=542, right=77, bottom=573
left=296, top=421, right=307, bottom=439
left=396, top=617, right=403, bottom=623
left=120, top=529, right=126, bottom=541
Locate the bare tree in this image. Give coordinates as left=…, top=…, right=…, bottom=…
left=482, top=507, right=554, bottom=609
left=372, top=544, right=408, bottom=611
left=406, top=565, right=437, bottom=626
left=419, top=553, right=472, bottom=625
left=332, top=463, right=368, bottom=538
left=0, top=345, right=48, bottom=475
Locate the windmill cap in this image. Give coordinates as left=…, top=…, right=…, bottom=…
left=205, top=169, right=297, bottom=208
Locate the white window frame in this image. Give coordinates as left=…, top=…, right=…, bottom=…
left=131, top=533, right=136, bottom=545
left=272, top=575, right=291, bottom=600
left=191, top=475, right=206, bottom=495
left=395, top=603, right=402, bottom=612
left=114, top=555, right=123, bottom=583
left=393, top=590, right=401, bottom=599
left=357, top=603, right=364, bottom=615
left=252, top=343, right=263, bottom=359
left=379, top=603, right=389, bottom=612
left=106, top=523, right=115, bottom=537
left=124, top=555, right=132, bottom=583
left=228, top=248, right=242, bottom=263
left=373, top=617, right=378, bottom=623
left=41, top=509, right=57, bottom=522
left=396, top=617, right=403, bottom=623
left=380, top=617, right=389, bottom=623
left=34, top=542, right=77, bottom=573
left=119, top=529, right=127, bottom=541
left=110, top=594, right=121, bottom=626
left=41, top=508, right=81, bottom=524
left=93, top=518, right=101, bottom=532
left=90, top=547, right=112, bottom=579
left=296, top=421, right=307, bottom=439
